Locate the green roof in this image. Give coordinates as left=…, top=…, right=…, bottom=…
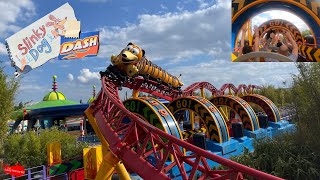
left=43, top=91, right=67, bottom=101
left=26, top=100, right=79, bottom=110
left=87, top=97, right=95, bottom=104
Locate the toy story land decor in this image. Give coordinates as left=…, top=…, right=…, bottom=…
left=83, top=145, right=103, bottom=179
left=2, top=163, right=25, bottom=177
left=47, top=142, right=62, bottom=166
left=5, top=3, right=78, bottom=76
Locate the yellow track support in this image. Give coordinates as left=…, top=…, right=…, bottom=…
left=200, top=88, right=205, bottom=98
left=132, top=90, right=139, bottom=97
left=247, top=21, right=253, bottom=46
left=190, top=111, right=195, bottom=130
left=95, top=150, right=118, bottom=180
left=85, top=108, right=130, bottom=180
left=115, top=161, right=131, bottom=180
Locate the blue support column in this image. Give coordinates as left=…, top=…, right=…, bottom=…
left=28, top=168, right=31, bottom=179
left=42, top=165, right=47, bottom=180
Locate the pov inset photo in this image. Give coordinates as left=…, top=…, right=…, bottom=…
left=232, top=0, right=320, bottom=62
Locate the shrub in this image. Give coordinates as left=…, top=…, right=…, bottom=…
left=232, top=133, right=320, bottom=179
left=0, top=128, right=88, bottom=168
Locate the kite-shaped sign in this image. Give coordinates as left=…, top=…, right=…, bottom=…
left=5, top=3, right=78, bottom=76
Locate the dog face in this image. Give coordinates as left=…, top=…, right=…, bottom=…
left=120, top=42, right=145, bottom=64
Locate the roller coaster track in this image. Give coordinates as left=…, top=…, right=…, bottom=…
left=121, top=77, right=181, bottom=101
left=182, top=82, right=220, bottom=96
left=107, top=73, right=261, bottom=101
left=87, top=75, right=282, bottom=179
left=182, top=82, right=261, bottom=96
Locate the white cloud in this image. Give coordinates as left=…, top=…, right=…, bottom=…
left=53, top=82, right=131, bottom=103
left=197, top=0, right=212, bottom=9
left=168, top=60, right=298, bottom=88
left=98, top=0, right=231, bottom=62
left=0, top=0, right=36, bottom=37
left=0, top=43, right=7, bottom=55
left=252, top=10, right=309, bottom=32
left=67, top=73, right=74, bottom=81
left=77, top=68, right=100, bottom=83
left=19, top=84, right=42, bottom=91
left=160, top=4, right=168, bottom=10
left=4, top=61, right=10, bottom=67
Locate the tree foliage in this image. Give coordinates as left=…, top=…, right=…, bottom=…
left=0, top=128, right=88, bottom=168
left=301, top=29, right=312, bottom=37
left=257, top=84, right=292, bottom=107
left=0, top=65, right=19, bottom=142
left=291, top=63, right=320, bottom=153
left=193, top=91, right=212, bottom=100
left=234, top=63, right=320, bottom=179
left=232, top=134, right=320, bottom=179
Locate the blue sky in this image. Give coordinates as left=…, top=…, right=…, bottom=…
left=0, top=0, right=298, bottom=104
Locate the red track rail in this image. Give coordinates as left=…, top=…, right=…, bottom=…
left=89, top=76, right=282, bottom=180
left=123, top=77, right=181, bottom=101
left=182, top=82, right=220, bottom=96
left=182, top=82, right=261, bottom=97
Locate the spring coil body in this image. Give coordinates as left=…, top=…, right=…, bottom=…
left=136, top=58, right=183, bottom=88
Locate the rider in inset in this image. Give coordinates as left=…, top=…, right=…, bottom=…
left=278, top=30, right=298, bottom=61
left=261, top=29, right=298, bottom=62
left=239, top=25, right=253, bottom=56
left=238, top=24, right=260, bottom=61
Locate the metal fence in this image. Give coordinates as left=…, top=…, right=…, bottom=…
left=77, top=134, right=100, bottom=144
left=0, top=165, right=47, bottom=180
left=0, top=166, right=85, bottom=180
left=279, top=105, right=296, bottom=121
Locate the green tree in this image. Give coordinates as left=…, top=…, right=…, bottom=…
left=193, top=91, right=212, bottom=99
left=0, top=65, right=19, bottom=142
left=13, top=101, right=24, bottom=111
left=233, top=63, right=320, bottom=179
left=291, top=63, right=320, bottom=152
left=301, top=29, right=312, bottom=37
left=257, top=84, right=292, bottom=107
left=1, top=128, right=88, bottom=168
left=231, top=134, right=320, bottom=179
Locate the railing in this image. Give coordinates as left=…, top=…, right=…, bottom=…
left=0, top=166, right=84, bottom=180
left=279, top=105, right=296, bottom=121
left=1, top=165, right=46, bottom=180
left=77, top=134, right=100, bottom=144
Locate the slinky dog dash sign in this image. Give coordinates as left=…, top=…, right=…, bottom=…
left=5, top=3, right=77, bottom=75
left=59, top=31, right=99, bottom=60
